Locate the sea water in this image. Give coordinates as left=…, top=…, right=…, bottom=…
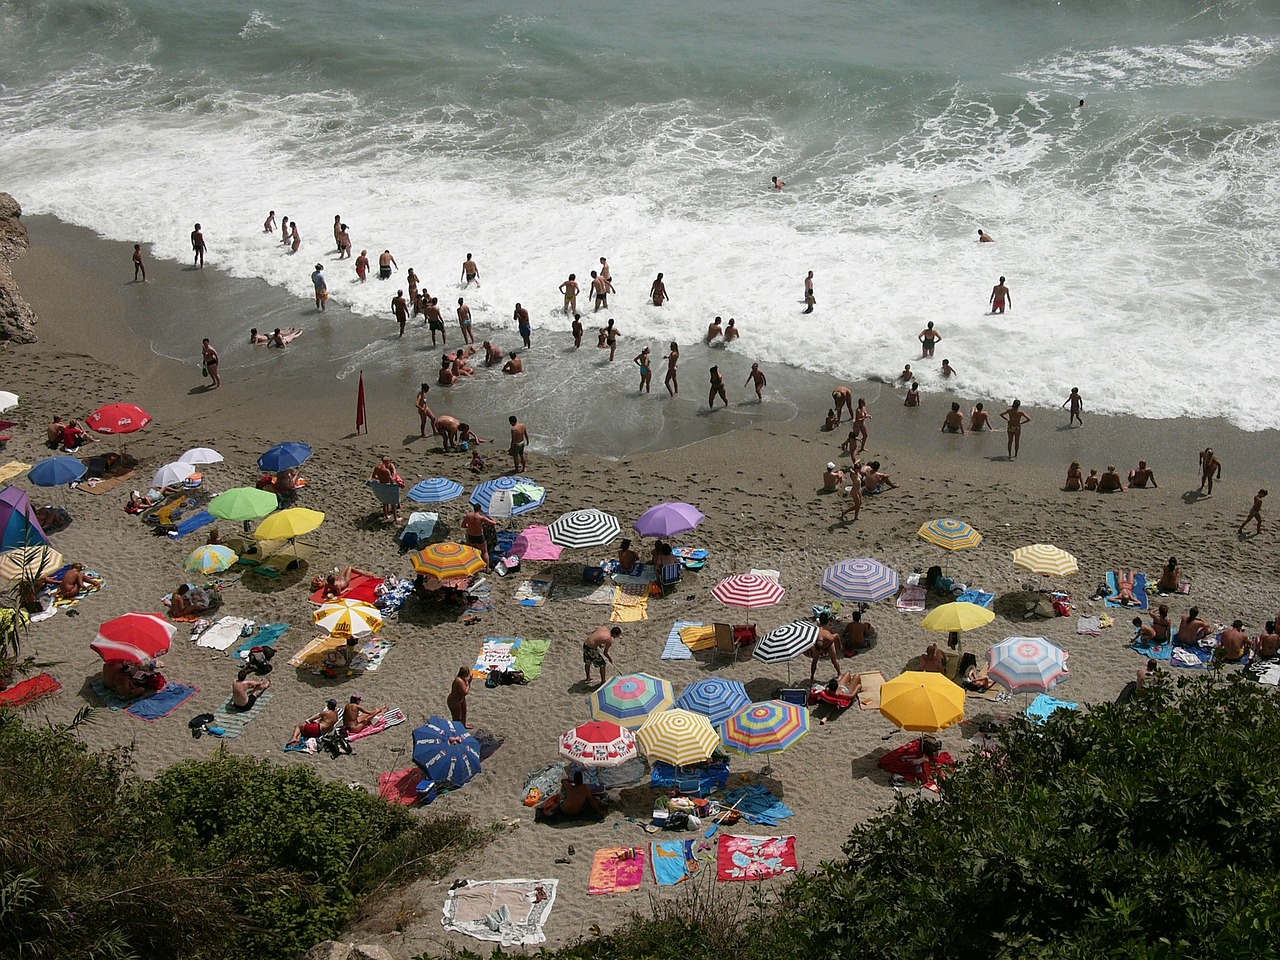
left=2, top=0, right=1280, bottom=445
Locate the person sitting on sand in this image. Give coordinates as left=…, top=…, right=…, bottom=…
left=60, top=420, right=97, bottom=451
left=1098, top=465, right=1124, bottom=493
left=904, top=381, right=921, bottom=407
left=862, top=460, right=899, bottom=492
left=842, top=610, right=876, bottom=655
left=941, top=402, right=965, bottom=433
left=457, top=423, right=492, bottom=450
left=1157, top=557, right=1180, bottom=593
left=468, top=449, right=486, bottom=473
left=1083, top=468, right=1100, bottom=491
left=1128, top=460, right=1158, bottom=488
left=1218, top=621, right=1250, bottom=662
left=323, top=636, right=361, bottom=677
left=1065, top=461, right=1084, bottom=491
left=1135, top=659, right=1158, bottom=697
left=617, top=538, right=640, bottom=574
left=230, top=669, right=271, bottom=712
left=809, top=614, right=842, bottom=682
left=169, top=583, right=210, bottom=618
left=1132, top=616, right=1157, bottom=643
left=267, top=327, right=303, bottom=348
left=824, top=408, right=839, bottom=431
left=51, top=562, right=99, bottom=600
left=341, top=693, right=386, bottom=735
left=1111, top=570, right=1143, bottom=606
left=1151, top=604, right=1172, bottom=642
left=46, top=416, right=68, bottom=448
left=536, top=770, right=607, bottom=822
left=822, top=461, right=845, bottom=492
left=650, top=540, right=676, bottom=572
left=288, top=699, right=340, bottom=745
left=1176, top=607, right=1211, bottom=645
left=919, top=642, right=945, bottom=673
left=103, top=660, right=156, bottom=700
left=1254, top=622, right=1280, bottom=660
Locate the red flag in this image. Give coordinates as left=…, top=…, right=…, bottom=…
left=356, top=371, right=367, bottom=434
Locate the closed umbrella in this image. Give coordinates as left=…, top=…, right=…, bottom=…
left=675, top=677, right=750, bottom=728
left=257, top=442, right=312, bottom=473
left=91, top=613, right=174, bottom=664
left=721, top=700, right=810, bottom=774
left=548, top=509, right=622, bottom=550
left=917, top=518, right=983, bottom=551
left=590, top=673, right=675, bottom=730
left=86, top=403, right=152, bottom=434
left=253, top=507, right=324, bottom=542
left=1012, top=544, right=1079, bottom=578
left=633, top=502, right=706, bottom=538
left=411, top=542, right=486, bottom=580
left=183, top=544, right=238, bottom=576
left=0, top=545, right=65, bottom=583
left=209, top=487, right=278, bottom=522
left=987, top=637, right=1070, bottom=695
left=636, top=709, right=721, bottom=767
left=408, top=477, right=464, bottom=504
left=471, top=475, right=545, bottom=516
left=178, top=447, right=224, bottom=465
left=313, top=599, right=383, bottom=639
left=879, top=671, right=965, bottom=732
left=28, top=457, right=87, bottom=487
left=821, top=558, right=899, bottom=603
left=711, top=573, right=785, bottom=618
left=559, top=721, right=638, bottom=768
left=152, top=461, right=196, bottom=489
left=412, top=717, right=483, bottom=787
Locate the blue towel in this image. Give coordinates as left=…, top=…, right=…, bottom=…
left=232, top=622, right=290, bottom=659
left=1132, top=638, right=1172, bottom=661
left=1105, top=571, right=1149, bottom=610
left=721, top=784, right=795, bottom=825
left=89, top=677, right=133, bottom=711
left=125, top=682, right=198, bottom=720
left=1026, top=694, right=1078, bottom=725
left=651, top=760, right=729, bottom=795
left=171, top=509, right=216, bottom=538
left=1170, top=644, right=1214, bottom=669
left=651, top=839, right=696, bottom=886
left=955, top=589, right=995, bottom=609
left=662, top=620, right=700, bottom=660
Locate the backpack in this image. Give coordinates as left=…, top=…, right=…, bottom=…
left=247, top=645, right=276, bottom=676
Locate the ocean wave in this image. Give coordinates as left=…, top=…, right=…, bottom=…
left=239, top=10, right=280, bottom=40
left=1012, top=35, right=1277, bottom=90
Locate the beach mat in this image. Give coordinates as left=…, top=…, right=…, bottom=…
left=1026, top=694, right=1078, bottom=724
left=441, top=879, right=558, bottom=948
left=720, top=784, right=794, bottom=826
left=50, top=573, right=104, bottom=607
left=194, top=616, right=254, bottom=651
left=89, top=677, right=135, bottom=710
left=75, top=471, right=136, bottom=496
left=611, top=583, right=649, bottom=623
left=126, top=682, right=199, bottom=721
left=716, top=834, right=798, bottom=882
left=0, top=672, right=61, bottom=708
left=896, top=586, right=926, bottom=612
left=233, top=622, right=290, bottom=659
left=378, top=767, right=422, bottom=806
left=512, top=637, right=551, bottom=680
left=589, top=847, right=647, bottom=895
left=0, top=460, right=32, bottom=484
left=514, top=579, right=551, bottom=607
left=650, top=838, right=716, bottom=886
left=857, top=670, right=885, bottom=710
left=209, top=690, right=274, bottom=738
left=662, top=620, right=700, bottom=660
left=347, top=706, right=406, bottom=741
left=351, top=637, right=396, bottom=672
left=1105, top=571, right=1149, bottom=610
left=473, top=638, right=522, bottom=679
left=1131, top=638, right=1172, bottom=661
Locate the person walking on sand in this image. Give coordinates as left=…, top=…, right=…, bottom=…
left=132, top=243, right=145, bottom=282
left=840, top=479, right=863, bottom=522
left=663, top=342, right=680, bottom=396
left=919, top=321, right=941, bottom=358
left=461, top=253, right=480, bottom=287
left=1199, top=447, right=1222, bottom=496
left=583, top=625, right=620, bottom=686
left=803, top=270, right=815, bottom=314
left=391, top=290, right=409, bottom=338
left=378, top=249, right=397, bottom=280
left=1240, top=489, right=1267, bottom=535
left=708, top=365, right=728, bottom=409
left=832, top=385, right=854, bottom=423
left=650, top=273, right=668, bottom=306
left=312, top=263, right=328, bottom=311
left=744, top=362, right=766, bottom=401
left=634, top=347, right=652, bottom=393
left=457, top=297, right=475, bottom=344
left=1000, top=399, right=1030, bottom=458
left=508, top=415, right=529, bottom=473
left=989, top=275, right=1011, bottom=314
left=416, top=383, right=436, bottom=438
left=201, top=338, right=220, bottom=389
left=1062, top=387, right=1083, bottom=426
left=853, top=398, right=871, bottom=451
left=448, top=666, right=473, bottom=726
left=191, top=223, right=206, bottom=268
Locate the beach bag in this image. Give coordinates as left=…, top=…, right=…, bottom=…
left=247, top=645, right=276, bottom=676
left=583, top=566, right=605, bottom=585
left=925, top=566, right=943, bottom=591
left=201, top=364, right=208, bottom=378
left=188, top=713, right=215, bottom=739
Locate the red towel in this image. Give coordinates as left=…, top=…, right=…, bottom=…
left=309, top=574, right=384, bottom=605
left=0, top=673, right=62, bottom=708
left=378, top=767, right=421, bottom=805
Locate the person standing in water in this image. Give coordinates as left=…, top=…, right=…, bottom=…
left=560, top=273, right=579, bottom=315
left=1062, top=387, right=1084, bottom=427
left=263, top=211, right=276, bottom=233
left=457, top=298, right=474, bottom=344
left=919, top=321, right=941, bottom=357
left=461, top=253, right=480, bottom=287
left=1000, top=399, right=1031, bottom=459
left=744, top=362, right=766, bottom=401
left=280, top=216, right=290, bottom=245
left=289, top=221, right=301, bottom=253
left=977, top=228, right=995, bottom=243
left=803, top=270, right=815, bottom=314
left=650, top=273, right=668, bottom=306
left=514, top=303, right=532, bottom=348
left=391, top=290, right=409, bottom=337
left=333, top=215, right=343, bottom=253
left=634, top=347, right=652, bottom=393
left=201, top=338, right=220, bottom=389
left=191, top=223, right=206, bottom=268
left=663, top=342, right=680, bottom=396
left=990, top=276, right=1011, bottom=314
left=312, top=264, right=327, bottom=311
left=355, top=249, right=370, bottom=282
left=132, top=243, right=145, bottom=282
left=708, top=366, right=728, bottom=409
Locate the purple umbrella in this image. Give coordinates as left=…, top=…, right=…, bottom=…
left=633, top=502, right=706, bottom=538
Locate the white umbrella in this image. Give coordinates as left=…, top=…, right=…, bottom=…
left=178, top=447, right=224, bottom=465
left=152, top=461, right=197, bottom=488
left=0, top=391, right=17, bottom=412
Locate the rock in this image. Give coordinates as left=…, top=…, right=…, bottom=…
left=0, top=192, right=37, bottom=343
left=350, top=946, right=397, bottom=960
left=301, top=941, right=352, bottom=960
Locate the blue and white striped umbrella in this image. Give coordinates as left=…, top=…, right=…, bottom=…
left=408, top=477, right=464, bottom=504
left=412, top=717, right=483, bottom=787
left=676, top=677, right=751, bottom=728
left=821, top=558, right=899, bottom=603
left=470, top=475, right=545, bottom=516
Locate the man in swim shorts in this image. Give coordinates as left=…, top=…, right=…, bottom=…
left=457, top=298, right=474, bottom=344
left=461, top=253, right=480, bottom=287
left=378, top=249, right=397, bottom=280
left=391, top=290, right=409, bottom=338
left=989, top=275, right=1011, bottom=314
left=425, top=297, right=446, bottom=345
left=514, top=302, right=532, bottom=347
left=461, top=502, right=496, bottom=564
left=582, top=625, right=620, bottom=686
left=312, top=264, right=327, bottom=311
left=1128, top=460, right=1158, bottom=488
left=191, top=223, right=206, bottom=268
left=560, top=274, right=579, bottom=314
left=508, top=415, right=529, bottom=472
left=590, top=270, right=609, bottom=311
left=804, top=271, right=815, bottom=314
left=941, top=402, right=965, bottom=433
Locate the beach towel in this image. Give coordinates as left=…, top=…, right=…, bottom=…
left=466, top=580, right=494, bottom=614
left=716, top=835, right=798, bottom=882
left=573, top=581, right=615, bottom=604
left=126, top=682, right=199, bottom=721
left=613, top=567, right=656, bottom=587
left=1026, top=694, right=1078, bottom=724
left=351, top=637, right=396, bottom=673
left=650, top=838, right=716, bottom=885
left=441, top=879, right=558, bottom=948
left=1076, top=616, right=1102, bottom=636
left=663, top=620, right=700, bottom=660
left=857, top=670, right=885, bottom=710
left=679, top=623, right=717, bottom=652
left=208, top=690, right=274, bottom=738
left=89, top=677, right=135, bottom=710
left=1105, top=571, right=1149, bottom=610
left=720, top=784, right=794, bottom=826
left=611, top=583, right=649, bottom=623
left=1245, top=660, right=1280, bottom=686
left=288, top=634, right=346, bottom=670
left=49, top=573, right=104, bottom=607
left=473, top=638, right=522, bottom=679
left=170, top=509, right=215, bottom=539
left=233, top=622, right=290, bottom=659
left=512, top=637, right=551, bottom=680
left=194, top=616, right=255, bottom=651
left=955, top=589, right=995, bottom=609
left=1171, top=645, right=1213, bottom=669
left=589, top=847, right=647, bottom=895
left=308, top=574, right=385, bottom=605
left=0, top=461, right=32, bottom=485
left=0, top=672, right=61, bottom=708
left=376, top=578, right=414, bottom=616
left=672, top=547, right=708, bottom=570
left=76, top=470, right=136, bottom=496
left=1131, top=638, right=1172, bottom=661
left=515, top=579, right=551, bottom=607
left=896, top=585, right=926, bottom=612
left=378, top=767, right=423, bottom=805
left=347, top=706, right=407, bottom=741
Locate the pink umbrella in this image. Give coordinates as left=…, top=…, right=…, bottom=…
left=510, top=525, right=563, bottom=562
left=91, top=613, right=174, bottom=663
left=712, top=573, right=785, bottom=609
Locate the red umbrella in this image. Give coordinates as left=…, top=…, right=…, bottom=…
left=91, top=613, right=174, bottom=663
left=86, top=403, right=152, bottom=435
left=711, top=573, right=785, bottom=609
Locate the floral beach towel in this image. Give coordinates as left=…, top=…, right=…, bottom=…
left=716, top=834, right=797, bottom=882
left=589, top=846, right=647, bottom=895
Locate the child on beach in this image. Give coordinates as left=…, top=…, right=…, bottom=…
left=132, top=243, right=145, bottom=282
left=1240, top=489, right=1267, bottom=534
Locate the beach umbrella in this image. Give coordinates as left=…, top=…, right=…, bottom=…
left=412, top=717, right=482, bottom=787
left=0, top=392, right=17, bottom=412
left=752, top=620, right=818, bottom=664
left=917, top=518, right=983, bottom=551
left=178, top=447, right=224, bottom=465
left=0, top=486, right=48, bottom=550
left=470, top=475, right=545, bottom=516
left=590, top=673, right=675, bottom=730
left=91, top=612, right=174, bottom=664
left=879, top=671, right=965, bottom=732
left=675, top=677, right=750, bottom=728
left=313, top=599, right=383, bottom=639
left=209, top=487, right=278, bottom=522
left=559, top=720, right=638, bottom=768
left=86, top=403, right=152, bottom=435
left=410, top=542, right=486, bottom=580
left=821, top=558, right=899, bottom=603
left=0, top=545, right=66, bottom=583
left=548, top=509, right=622, bottom=550
left=721, top=700, right=810, bottom=773
left=633, top=501, right=706, bottom=538
left=183, top=544, right=238, bottom=576
left=253, top=507, right=324, bottom=542
left=28, top=457, right=87, bottom=488
left=510, top=525, right=563, bottom=562
left=920, top=601, right=995, bottom=634
left=152, top=461, right=196, bottom=489
left=712, top=573, right=785, bottom=611
left=257, top=441, right=312, bottom=473
left=1012, top=544, right=1079, bottom=578
left=408, top=477, right=464, bottom=504
left=636, top=709, right=721, bottom=767
left=987, top=637, right=1070, bottom=695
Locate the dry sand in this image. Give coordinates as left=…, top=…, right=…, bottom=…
left=4, top=218, right=1278, bottom=957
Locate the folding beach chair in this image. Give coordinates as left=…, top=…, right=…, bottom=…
left=658, top=561, right=682, bottom=595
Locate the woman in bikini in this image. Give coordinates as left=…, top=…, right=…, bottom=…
left=663, top=342, right=679, bottom=396
left=633, top=347, right=652, bottom=393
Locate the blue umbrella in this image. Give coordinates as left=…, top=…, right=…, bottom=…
left=676, top=677, right=750, bottom=728
left=28, top=457, right=87, bottom=487
left=408, top=477, right=464, bottom=504
left=412, top=717, right=483, bottom=787
left=258, top=442, right=312, bottom=473
left=470, top=475, right=545, bottom=516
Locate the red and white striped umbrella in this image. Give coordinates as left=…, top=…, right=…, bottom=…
left=90, top=613, right=175, bottom=663
left=711, top=573, right=785, bottom=610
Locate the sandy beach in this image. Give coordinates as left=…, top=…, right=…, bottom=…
left=4, top=216, right=1279, bottom=957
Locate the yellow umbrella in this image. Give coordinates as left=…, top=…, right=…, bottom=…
left=411, top=542, right=486, bottom=580
left=1012, top=544, right=1079, bottom=577
left=0, top=545, right=66, bottom=583
left=879, top=671, right=965, bottom=732
left=313, top=599, right=383, bottom=639
left=917, top=518, right=983, bottom=550
left=253, top=507, right=325, bottom=541
left=636, top=708, right=721, bottom=767
left=920, top=601, right=995, bottom=633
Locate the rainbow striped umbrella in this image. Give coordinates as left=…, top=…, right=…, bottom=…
left=721, top=700, right=809, bottom=772
left=183, top=544, right=238, bottom=576
left=917, top=518, right=983, bottom=551
left=590, top=673, right=674, bottom=730
left=636, top=709, right=721, bottom=767
left=821, top=558, right=899, bottom=603
left=411, top=542, right=486, bottom=579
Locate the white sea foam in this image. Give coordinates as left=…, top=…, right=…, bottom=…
left=238, top=11, right=280, bottom=40
left=1013, top=36, right=1277, bottom=90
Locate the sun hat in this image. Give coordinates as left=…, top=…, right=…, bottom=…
left=826, top=462, right=836, bottom=470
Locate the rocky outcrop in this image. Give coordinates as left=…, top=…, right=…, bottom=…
left=0, top=192, right=37, bottom=343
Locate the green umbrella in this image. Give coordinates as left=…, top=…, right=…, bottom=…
left=208, top=487, right=279, bottom=522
